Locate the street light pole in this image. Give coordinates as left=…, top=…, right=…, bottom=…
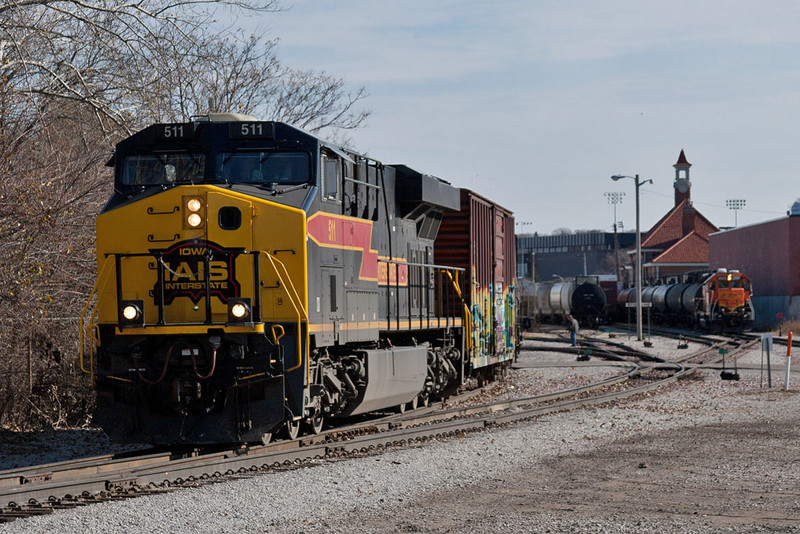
left=634, top=176, right=643, bottom=342
left=611, top=174, right=653, bottom=342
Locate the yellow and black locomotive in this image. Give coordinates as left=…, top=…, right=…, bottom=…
left=82, top=114, right=515, bottom=444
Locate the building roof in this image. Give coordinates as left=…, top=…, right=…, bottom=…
left=641, top=199, right=718, bottom=250
left=674, top=149, right=691, bottom=168
left=647, top=231, right=710, bottom=265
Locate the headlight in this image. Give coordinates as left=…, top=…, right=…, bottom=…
left=228, top=298, right=252, bottom=323
left=186, top=198, right=202, bottom=212
left=120, top=300, right=144, bottom=326
left=184, top=196, right=205, bottom=229
left=187, top=213, right=203, bottom=227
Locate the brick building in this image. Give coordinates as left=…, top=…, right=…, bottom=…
left=709, top=202, right=800, bottom=329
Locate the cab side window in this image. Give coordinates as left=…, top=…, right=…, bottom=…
left=322, top=153, right=340, bottom=201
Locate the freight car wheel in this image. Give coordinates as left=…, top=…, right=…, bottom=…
left=260, top=432, right=272, bottom=446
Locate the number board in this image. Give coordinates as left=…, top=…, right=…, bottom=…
left=154, top=123, right=194, bottom=140
left=229, top=122, right=275, bottom=139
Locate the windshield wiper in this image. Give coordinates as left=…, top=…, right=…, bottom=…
left=272, top=183, right=309, bottom=196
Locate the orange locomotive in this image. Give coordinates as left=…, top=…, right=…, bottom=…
left=699, top=269, right=754, bottom=331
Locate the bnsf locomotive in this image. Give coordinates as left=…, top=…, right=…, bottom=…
left=80, top=114, right=516, bottom=444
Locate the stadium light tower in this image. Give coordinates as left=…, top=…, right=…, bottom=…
left=726, top=199, right=746, bottom=227
left=605, top=191, right=625, bottom=286
left=610, top=174, right=653, bottom=342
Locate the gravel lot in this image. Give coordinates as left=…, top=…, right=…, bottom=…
left=3, top=332, right=799, bottom=533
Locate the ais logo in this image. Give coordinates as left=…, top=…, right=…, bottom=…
left=151, top=240, right=242, bottom=305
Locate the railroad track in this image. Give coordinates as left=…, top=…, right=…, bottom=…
left=0, top=332, right=758, bottom=523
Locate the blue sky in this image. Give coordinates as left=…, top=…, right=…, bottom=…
left=244, top=1, right=799, bottom=234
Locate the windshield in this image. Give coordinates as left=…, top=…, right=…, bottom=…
left=216, top=151, right=310, bottom=185
left=121, top=154, right=205, bottom=186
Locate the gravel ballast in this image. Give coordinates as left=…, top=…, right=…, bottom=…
left=2, top=334, right=799, bottom=533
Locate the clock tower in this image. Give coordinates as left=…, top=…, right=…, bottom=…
left=673, top=149, right=691, bottom=205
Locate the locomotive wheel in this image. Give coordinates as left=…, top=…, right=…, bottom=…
left=418, top=393, right=430, bottom=408
left=407, top=396, right=419, bottom=411
left=305, top=411, right=324, bottom=435
left=260, top=432, right=272, bottom=446
left=396, top=402, right=406, bottom=414
left=283, top=418, right=301, bottom=440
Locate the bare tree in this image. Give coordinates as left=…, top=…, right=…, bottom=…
left=0, top=0, right=372, bottom=430
left=0, top=1, right=281, bottom=131
left=1, top=1, right=369, bottom=137
left=266, top=68, right=370, bottom=134
left=137, top=31, right=370, bottom=137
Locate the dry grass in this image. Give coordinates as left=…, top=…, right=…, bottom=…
left=763, top=319, right=800, bottom=336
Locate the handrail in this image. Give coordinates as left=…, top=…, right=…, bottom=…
left=378, top=258, right=465, bottom=329
left=79, top=256, right=114, bottom=386
left=260, top=251, right=308, bottom=378
left=271, top=324, right=285, bottom=343
left=444, top=269, right=472, bottom=355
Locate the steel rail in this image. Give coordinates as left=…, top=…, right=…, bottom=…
left=1, top=333, right=751, bottom=523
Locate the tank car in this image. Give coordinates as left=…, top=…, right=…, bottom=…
left=570, top=282, right=607, bottom=326
left=516, top=278, right=612, bottom=327
left=616, top=269, right=753, bottom=331
left=680, top=283, right=703, bottom=325
left=616, top=287, right=633, bottom=309
left=651, top=285, right=670, bottom=318
left=80, top=114, right=515, bottom=445
left=549, top=282, right=573, bottom=318
left=521, top=280, right=572, bottom=324
left=534, top=282, right=554, bottom=321
left=664, top=283, right=689, bottom=323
